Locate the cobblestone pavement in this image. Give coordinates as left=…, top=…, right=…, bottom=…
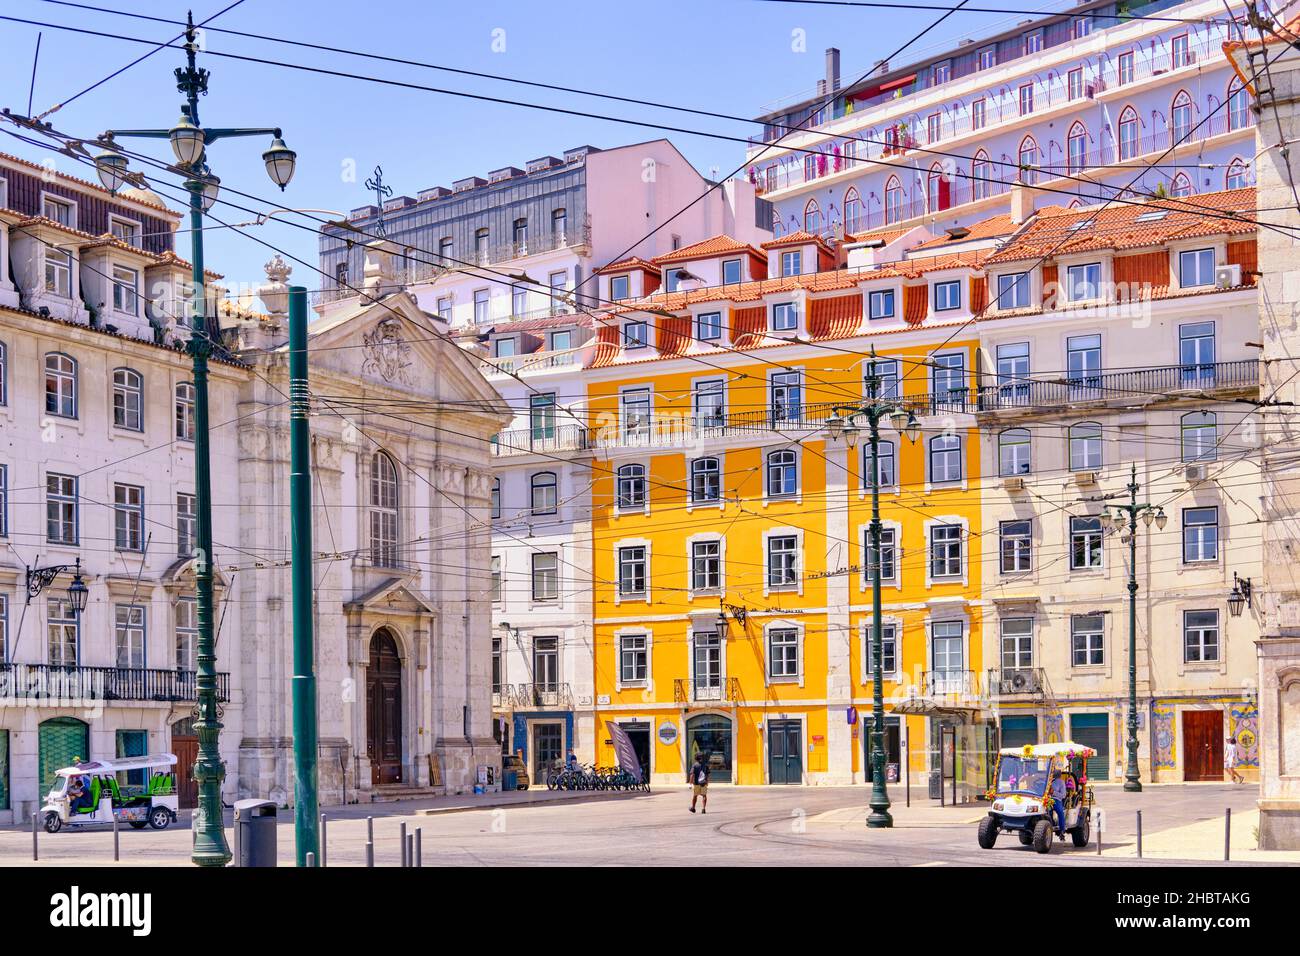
left=0, top=782, right=1280, bottom=867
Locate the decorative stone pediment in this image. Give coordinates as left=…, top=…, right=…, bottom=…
left=344, top=577, right=435, bottom=618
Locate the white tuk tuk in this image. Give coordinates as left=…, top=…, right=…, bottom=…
left=41, top=753, right=179, bottom=833
left=977, top=742, right=1096, bottom=853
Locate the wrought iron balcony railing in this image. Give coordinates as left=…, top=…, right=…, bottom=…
left=491, top=424, right=589, bottom=457
left=512, top=682, right=573, bottom=709
left=673, top=677, right=743, bottom=705
left=977, top=360, right=1259, bottom=414
left=919, top=669, right=980, bottom=699
left=0, top=663, right=230, bottom=702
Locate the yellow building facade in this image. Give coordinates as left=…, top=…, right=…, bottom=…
left=583, top=233, right=993, bottom=787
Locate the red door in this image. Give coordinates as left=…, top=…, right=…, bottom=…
left=367, top=630, right=403, bottom=785
left=1182, top=710, right=1223, bottom=781
left=171, top=722, right=199, bottom=809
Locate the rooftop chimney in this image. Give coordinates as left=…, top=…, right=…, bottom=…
left=1010, top=183, right=1035, bottom=225
left=826, top=48, right=841, bottom=95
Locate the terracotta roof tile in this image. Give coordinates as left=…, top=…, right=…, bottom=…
left=594, top=255, right=661, bottom=275
left=910, top=214, right=1019, bottom=251
left=651, top=235, right=765, bottom=265
left=761, top=230, right=833, bottom=252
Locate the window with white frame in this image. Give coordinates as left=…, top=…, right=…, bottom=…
left=114, top=604, right=146, bottom=668
left=48, top=597, right=78, bottom=666
left=931, top=620, right=964, bottom=681
left=996, top=272, right=1030, bottom=309
left=610, top=274, right=630, bottom=301
left=43, top=196, right=74, bottom=226
left=370, top=452, right=400, bottom=567
left=863, top=526, right=897, bottom=582
left=1071, top=614, right=1105, bottom=665
left=867, top=622, right=898, bottom=676
left=929, top=433, right=962, bottom=483
left=1065, top=262, right=1102, bottom=301
left=691, top=457, right=721, bottom=503
left=176, top=597, right=197, bottom=670
left=1179, top=321, right=1216, bottom=385
left=175, top=382, right=196, bottom=441
left=0, top=464, right=7, bottom=539
left=999, top=428, right=1031, bottom=476
left=511, top=284, right=528, bottom=317
left=929, top=523, right=963, bottom=578
left=112, top=368, right=144, bottom=431
left=490, top=478, right=501, bottom=519
left=1183, top=609, right=1219, bottom=662
left=617, top=464, right=646, bottom=511
left=619, top=634, right=649, bottom=685
left=767, top=534, right=799, bottom=588
left=531, top=552, right=559, bottom=601
left=766, top=449, right=798, bottom=498
left=771, top=301, right=798, bottom=331
left=768, top=627, right=800, bottom=680
left=863, top=439, right=895, bottom=488
left=492, top=637, right=503, bottom=692
left=866, top=359, right=900, bottom=399
left=618, top=545, right=647, bottom=597
left=933, top=280, right=961, bottom=312
left=473, top=288, right=491, bottom=324
left=722, top=259, right=743, bottom=285
left=694, top=379, right=725, bottom=429
left=695, top=311, right=722, bottom=341
left=1000, top=519, right=1032, bottom=573
left=1069, top=421, right=1102, bottom=471
left=868, top=289, right=895, bottom=320
left=45, top=353, right=77, bottom=418
left=490, top=555, right=502, bottom=605
left=112, top=265, right=139, bottom=314
left=691, top=539, right=722, bottom=591
left=0, top=340, right=6, bottom=406
left=1181, top=411, right=1217, bottom=462
left=46, top=473, right=78, bottom=544
left=623, top=321, right=648, bottom=349
left=1183, top=506, right=1219, bottom=562
left=1070, top=516, right=1103, bottom=570
left=781, top=251, right=802, bottom=277
left=771, top=371, right=802, bottom=425
left=530, top=471, right=558, bottom=516
left=114, top=482, right=144, bottom=551
left=621, top=388, right=652, bottom=440
left=1179, top=248, right=1215, bottom=287
left=1001, top=617, right=1034, bottom=670
left=109, top=216, right=140, bottom=247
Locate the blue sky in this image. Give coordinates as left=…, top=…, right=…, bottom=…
left=0, top=0, right=1052, bottom=294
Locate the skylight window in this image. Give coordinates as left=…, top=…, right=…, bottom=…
left=1135, top=211, right=1169, bottom=223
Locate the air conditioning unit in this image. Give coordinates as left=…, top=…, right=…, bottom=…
left=1185, top=463, right=1208, bottom=483
left=1074, top=470, right=1098, bottom=486
left=1215, top=263, right=1242, bottom=289
left=1003, top=477, right=1026, bottom=492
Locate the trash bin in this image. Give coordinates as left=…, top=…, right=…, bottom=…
left=233, top=799, right=277, bottom=867
left=502, top=770, right=517, bottom=792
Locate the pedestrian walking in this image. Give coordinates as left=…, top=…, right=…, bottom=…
left=1224, top=736, right=1244, bottom=784
left=688, top=751, right=710, bottom=814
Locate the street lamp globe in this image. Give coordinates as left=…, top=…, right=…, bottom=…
left=1099, top=512, right=1114, bottom=531
left=1227, top=584, right=1246, bottom=618
left=94, top=148, right=130, bottom=193
left=1155, top=509, right=1168, bottom=530
left=903, top=412, right=921, bottom=444
left=843, top=422, right=860, bottom=449
left=200, top=171, right=221, bottom=212
left=825, top=413, right=845, bottom=442
left=887, top=407, right=909, bottom=434
left=262, top=136, right=297, bottom=191
left=1141, top=509, right=1155, bottom=528
left=168, top=113, right=205, bottom=167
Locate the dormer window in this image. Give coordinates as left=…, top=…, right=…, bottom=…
left=624, top=321, right=648, bottom=349
left=934, top=280, right=962, bottom=312
left=995, top=272, right=1030, bottom=310
left=772, top=302, right=798, bottom=332
left=549, top=329, right=572, bottom=352
left=1065, top=263, right=1102, bottom=301
left=780, top=250, right=802, bottom=277
left=495, top=337, right=516, bottom=358
left=1178, top=248, right=1215, bottom=288
left=868, top=289, right=896, bottom=320
left=1025, top=30, right=1043, bottom=54
left=610, top=274, right=630, bottom=300
left=665, top=269, right=683, bottom=293
left=112, top=265, right=139, bottom=315
left=695, top=311, right=722, bottom=342
left=474, top=288, right=491, bottom=324
left=45, top=249, right=72, bottom=297
left=42, top=196, right=74, bottom=227
left=722, top=259, right=742, bottom=285
left=109, top=216, right=141, bottom=248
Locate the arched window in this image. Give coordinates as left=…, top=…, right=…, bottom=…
left=927, top=163, right=950, bottom=212
left=1118, top=107, right=1139, bottom=160
left=1228, top=81, right=1250, bottom=131
left=174, top=382, right=195, bottom=441
left=1181, top=411, right=1218, bottom=462
left=1067, top=122, right=1088, bottom=174
left=490, top=477, right=501, bottom=518
left=1068, top=421, right=1102, bottom=471
left=998, top=428, right=1032, bottom=477
left=45, top=352, right=77, bottom=418
left=1171, top=90, right=1193, bottom=142
left=112, top=367, right=143, bottom=431
left=864, top=439, right=896, bottom=488
left=691, top=457, right=721, bottom=503
left=530, top=471, right=558, bottom=515
left=1018, top=136, right=1040, bottom=184
left=803, top=199, right=821, bottom=234
left=929, top=433, right=962, bottom=483
left=617, top=464, right=646, bottom=511
left=884, top=176, right=904, bottom=225
left=1170, top=172, right=1193, bottom=198
left=843, top=187, right=862, bottom=234
left=370, top=452, right=400, bottom=566
left=971, top=150, right=992, bottom=200
left=1226, top=159, right=1249, bottom=189
left=771, top=209, right=784, bottom=239
left=766, top=449, right=798, bottom=498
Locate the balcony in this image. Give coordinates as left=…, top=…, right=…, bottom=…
left=674, top=677, right=742, bottom=706
left=977, top=360, right=1259, bottom=416
left=986, top=668, right=1052, bottom=699
left=512, top=682, right=574, bottom=709
left=0, top=663, right=231, bottom=703
left=491, top=424, right=588, bottom=458
left=491, top=683, right=516, bottom=709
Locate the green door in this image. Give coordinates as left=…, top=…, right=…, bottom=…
left=768, top=720, right=802, bottom=784
left=1000, top=715, right=1038, bottom=749
left=116, top=730, right=148, bottom=787
left=1069, top=712, right=1110, bottom=782
left=0, top=730, right=9, bottom=811
left=39, top=717, right=89, bottom=797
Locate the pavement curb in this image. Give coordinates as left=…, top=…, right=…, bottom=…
left=413, top=789, right=649, bottom=816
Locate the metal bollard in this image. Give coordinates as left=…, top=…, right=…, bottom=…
left=1097, top=813, right=1102, bottom=856
left=415, top=827, right=422, bottom=867
left=1225, top=807, right=1231, bottom=862
left=365, top=841, right=374, bottom=867
left=400, top=821, right=407, bottom=867
left=32, top=811, right=38, bottom=861
left=113, top=813, right=120, bottom=862
left=319, top=813, right=327, bottom=868
left=1136, top=809, right=1143, bottom=859
left=367, top=815, right=373, bottom=846
left=306, top=851, right=315, bottom=867
left=406, top=833, right=414, bottom=869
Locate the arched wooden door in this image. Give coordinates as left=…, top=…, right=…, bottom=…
left=170, top=717, right=199, bottom=809
left=367, top=629, right=403, bottom=785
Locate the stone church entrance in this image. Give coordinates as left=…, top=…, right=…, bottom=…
left=367, top=629, right=403, bottom=785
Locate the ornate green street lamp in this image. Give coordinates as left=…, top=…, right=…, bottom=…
left=1097, top=464, right=1166, bottom=793
left=825, top=352, right=919, bottom=828
left=93, top=13, right=297, bottom=867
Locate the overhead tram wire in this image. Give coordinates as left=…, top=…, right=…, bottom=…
left=751, top=0, right=1239, bottom=23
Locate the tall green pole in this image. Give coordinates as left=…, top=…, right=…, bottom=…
left=289, top=285, right=320, bottom=863
left=865, top=361, right=892, bottom=828
left=186, top=177, right=231, bottom=866
left=1123, top=463, right=1143, bottom=792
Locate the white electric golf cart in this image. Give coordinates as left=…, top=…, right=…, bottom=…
left=977, top=742, right=1096, bottom=854
left=42, top=753, right=179, bottom=833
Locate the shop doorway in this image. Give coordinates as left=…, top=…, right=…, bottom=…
left=1182, top=710, right=1224, bottom=781
left=686, top=714, right=733, bottom=783
left=768, top=720, right=803, bottom=784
